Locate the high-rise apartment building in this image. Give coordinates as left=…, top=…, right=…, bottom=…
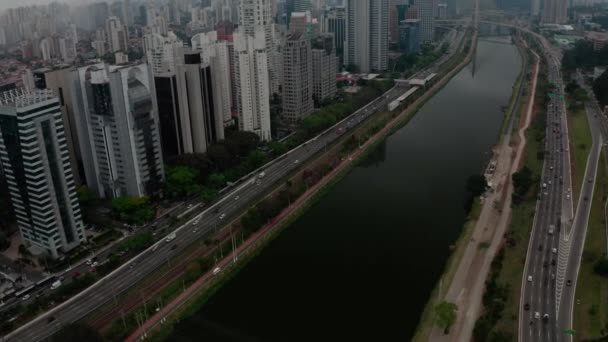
left=418, top=0, right=434, bottom=42
left=321, top=6, right=346, bottom=67
left=106, top=16, right=128, bottom=52
left=71, top=63, right=164, bottom=199
left=294, top=0, right=312, bottom=12
left=0, top=89, right=85, bottom=258
left=541, top=0, right=567, bottom=24
left=282, top=32, right=313, bottom=123
left=345, top=0, right=389, bottom=73
left=31, top=67, right=84, bottom=185
left=239, top=0, right=280, bottom=95
left=311, top=34, right=337, bottom=106
left=233, top=30, right=271, bottom=141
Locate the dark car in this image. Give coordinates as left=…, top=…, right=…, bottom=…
left=47, top=316, right=55, bottom=323
left=524, top=303, right=530, bottom=311
left=543, top=314, right=549, bottom=323
left=171, top=244, right=178, bottom=251
left=566, top=279, right=572, bottom=287
left=543, top=261, right=548, bottom=268
left=538, top=244, right=543, bottom=251
left=551, top=259, right=556, bottom=266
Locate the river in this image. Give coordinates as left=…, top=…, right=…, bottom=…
left=167, top=37, right=521, bottom=342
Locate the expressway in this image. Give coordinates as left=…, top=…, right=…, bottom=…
left=1, top=81, right=420, bottom=342
left=556, top=74, right=606, bottom=340
left=519, top=32, right=573, bottom=342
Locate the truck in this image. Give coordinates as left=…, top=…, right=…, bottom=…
left=50, top=280, right=62, bottom=290
left=165, top=232, right=176, bottom=243
left=258, top=172, right=266, bottom=179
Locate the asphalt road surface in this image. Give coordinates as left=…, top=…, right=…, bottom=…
left=519, top=35, right=572, bottom=342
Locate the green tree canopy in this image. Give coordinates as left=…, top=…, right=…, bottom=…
left=434, top=301, right=458, bottom=333
left=111, top=196, right=154, bottom=225
left=165, top=166, right=200, bottom=198
left=76, top=185, right=97, bottom=206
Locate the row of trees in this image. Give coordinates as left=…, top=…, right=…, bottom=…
left=164, top=130, right=265, bottom=203
left=561, top=40, right=608, bottom=73
left=300, top=80, right=394, bottom=138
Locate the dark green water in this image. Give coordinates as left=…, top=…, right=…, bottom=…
left=167, top=38, right=521, bottom=342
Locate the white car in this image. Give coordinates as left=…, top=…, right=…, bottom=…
left=21, top=294, right=30, bottom=301
left=552, top=248, right=557, bottom=254
left=528, top=275, right=533, bottom=282
left=213, top=267, right=221, bottom=275
left=219, top=213, right=226, bottom=220
left=534, top=312, right=541, bottom=319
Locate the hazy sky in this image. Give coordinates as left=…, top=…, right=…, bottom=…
left=0, top=0, right=81, bottom=12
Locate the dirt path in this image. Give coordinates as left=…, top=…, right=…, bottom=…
left=428, top=49, right=540, bottom=342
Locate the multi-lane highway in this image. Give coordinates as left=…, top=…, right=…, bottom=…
left=556, top=74, right=606, bottom=340
left=519, top=33, right=573, bottom=342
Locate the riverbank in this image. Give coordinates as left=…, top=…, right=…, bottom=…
left=416, top=37, right=538, bottom=342
left=124, top=30, right=478, bottom=342
left=473, top=39, right=548, bottom=340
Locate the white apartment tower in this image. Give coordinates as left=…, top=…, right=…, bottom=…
left=0, top=89, right=86, bottom=258
left=192, top=31, right=233, bottom=125
left=233, top=30, right=271, bottom=141
left=345, top=0, right=389, bottom=73
left=71, top=63, right=164, bottom=199
left=239, top=0, right=280, bottom=95
left=106, top=16, right=128, bottom=52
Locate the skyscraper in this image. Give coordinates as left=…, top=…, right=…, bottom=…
left=192, top=31, right=233, bottom=126
left=71, top=63, right=164, bottom=199
left=106, top=16, right=128, bottom=52
left=541, top=0, right=567, bottom=24
left=320, top=6, right=346, bottom=67
left=282, top=32, right=313, bottom=123
left=345, top=0, right=389, bottom=73
left=0, top=89, right=85, bottom=258
left=175, top=50, right=224, bottom=154
left=294, top=0, right=312, bottom=12
left=418, top=0, right=434, bottom=43
left=239, top=0, right=280, bottom=95
left=233, top=29, right=271, bottom=141
left=311, top=34, right=337, bottom=106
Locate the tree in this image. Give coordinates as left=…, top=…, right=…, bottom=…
left=0, top=231, right=9, bottom=251
left=594, top=258, right=608, bottom=276
left=593, top=69, right=608, bottom=107
left=206, top=173, right=226, bottom=190
left=185, top=261, right=202, bottom=282
left=200, top=188, right=219, bottom=203
left=111, top=197, right=154, bottom=225
left=246, top=150, right=267, bottom=170
left=165, top=166, right=200, bottom=198
left=269, top=141, right=288, bottom=157
left=76, top=185, right=96, bottom=206
left=434, top=301, right=458, bottom=333
left=512, top=166, right=533, bottom=202
left=466, top=174, right=488, bottom=197
left=51, top=323, right=103, bottom=342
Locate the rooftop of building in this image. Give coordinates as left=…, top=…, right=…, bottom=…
left=586, top=31, right=608, bottom=41
left=0, top=88, right=56, bottom=108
